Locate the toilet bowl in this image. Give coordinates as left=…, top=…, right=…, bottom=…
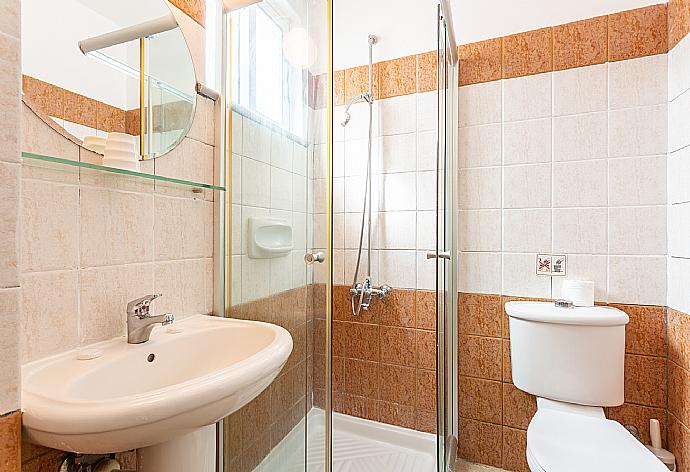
left=504, top=301, right=670, bottom=472
left=525, top=398, right=667, bottom=472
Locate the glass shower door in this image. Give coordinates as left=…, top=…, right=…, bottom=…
left=435, top=2, right=458, bottom=471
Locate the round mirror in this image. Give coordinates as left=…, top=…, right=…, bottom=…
left=21, top=0, right=197, bottom=162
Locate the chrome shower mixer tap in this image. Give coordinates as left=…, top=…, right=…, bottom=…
left=350, top=276, right=392, bottom=315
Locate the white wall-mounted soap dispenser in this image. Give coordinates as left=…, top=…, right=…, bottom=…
left=247, top=217, right=293, bottom=259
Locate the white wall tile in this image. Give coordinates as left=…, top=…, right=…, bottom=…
left=416, top=171, right=436, bottom=211
left=503, top=119, right=551, bottom=165
left=344, top=249, right=379, bottom=285
left=270, top=130, right=294, bottom=171
left=416, top=250, right=436, bottom=290
left=154, top=259, right=213, bottom=317
left=502, top=253, right=551, bottom=298
left=669, top=203, right=690, bottom=258
left=379, top=173, right=416, bottom=211
left=503, top=164, right=551, bottom=209
left=552, top=254, right=608, bottom=302
left=668, top=147, right=690, bottom=204
left=343, top=102, right=378, bottom=141
left=270, top=167, right=293, bottom=211
left=609, top=155, right=666, bottom=206
left=609, top=206, right=666, bottom=255
left=0, top=288, right=19, bottom=413
left=231, top=111, right=243, bottom=155
left=502, top=209, right=551, bottom=253
left=553, top=112, right=608, bottom=162
left=241, top=255, right=270, bottom=303
left=459, top=81, right=502, bottom=127
left=460, top=124, right=502, bottom=167
left=610, top=104, right=667, bottom=157
left=269, top=255, right=293, bottom=295
left=553, top=160, right=608, bottom=207
left=241, top=157, right=270, bottom=207
left=80, top=264, right=154, bottom=344
left=459, top=210, right=502, bottom=252
left=21, top=270, right=79, bottom=363
left=553, top=208, right=608, bottom=254
left=378, top=211, right=416, bottom=249
left=416, top=92, right=437, bottom=132
left=379, top=250, right=416, bottom=289
left=417, top=211, right=436, bottom=250
left=380, top=95, right=417, bottom=136
left=293, top=143, right=309, bottom=177
left=669, top=33, right=690, bottom=101
left=668, top=256, right=690, bottom=313
left=459, top=252, right=501, bottom=294
left=242, top=117, right=271, bottom=163
left=292, top=174, right=308, bottom=212
left=231, top=153, right=242, bottom=204
left=80, top=188, right=154, bottom=267
left=608, top=256, right=666, bottom=305
left=668, top=89, right=690, bottom=153
left=609, top=54, right=667, bottom=109
left=417, top=130, right=436, bottom=171
left=231, top=205, right=242, bottom=255
left=459, top=167, right=502, bottom=209
left=379, top=133, right=416, bottom=173
left=553, top=64, right=608, bottom=116
left=503, top=73, right=552, bottom=121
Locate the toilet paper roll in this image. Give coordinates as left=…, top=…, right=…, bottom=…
left=561, top=280, right=595, bottom=307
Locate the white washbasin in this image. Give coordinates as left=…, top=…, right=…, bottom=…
left=22, top=315, right=292, bottom=454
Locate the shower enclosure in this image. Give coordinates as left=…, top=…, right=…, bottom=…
left=217, top=0, right=458, bottom=470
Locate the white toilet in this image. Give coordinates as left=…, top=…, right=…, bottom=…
left=505, top=301, right=669, bottom=472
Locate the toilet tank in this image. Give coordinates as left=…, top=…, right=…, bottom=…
left=506, top=301, right=629, bottom=407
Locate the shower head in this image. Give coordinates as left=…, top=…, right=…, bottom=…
left=340, top=92, right=372, bottom=127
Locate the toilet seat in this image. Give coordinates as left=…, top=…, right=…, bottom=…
left=527, top=400, right=668, bottom=472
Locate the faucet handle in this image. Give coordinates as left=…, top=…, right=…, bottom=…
left=127, top=294, right=162, bottom=317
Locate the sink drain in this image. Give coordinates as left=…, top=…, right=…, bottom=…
left=147, top=353, right=155, bottom=363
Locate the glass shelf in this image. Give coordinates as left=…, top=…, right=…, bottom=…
left=21, top=152, right=225, bottom=191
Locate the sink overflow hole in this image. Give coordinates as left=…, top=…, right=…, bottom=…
left=147, top=353, right=155, bottom=363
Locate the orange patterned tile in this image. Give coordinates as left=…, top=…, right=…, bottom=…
left=333, top=321, right=379, bottom=361
left=502, top=427, right=530, bottom=472
left=417, top=51, right=437, bottom=93
left=97, top=102, right=126, bottom=133
left=379, top=55, right=416, bottom=99
left=553, top=16, right=608, bottom=71
left=624, top=354, right=667, bottom=408
left=459, top=334, right=503, bottom=381
left=458, top=418, right=503, bottom=468
left=669, top=413, right=690, bottom=472
left=378, top=289, right=415, bottom=327
left=415, top=408, right=437, bottom=434
left=416, top=369, right=436, bottom=411
left=669, top=0, right=690, bottom=49
left=606, top=402, right=667, bottom=446
left=502, top=27, right=553, bottom=79
left=669, top=361, right=690, bottom=428
left=608, top=4, right=668, bottom=62
left=459, top=38, right=502, bottom=86
left=334, top=70, right=345, bottom=106
left=610, top=303, right=666, bottom=357
left=377, top=401, right=415, bottom=429
left=343, top=358, right=379, bottom=398
left=415, top=290, right=436, bottom=330
left=0, top=411, right=20, bottom=472
left=459, top=376, right=502, bottom=424
left=22, top=75, right=64, bottom=119
left=344, top=64, right=380, bottom=102
left=669, top=308, right=690, bottom=369
left=380, top=326, right=416, bottom=367
left=502, top=339, right=513, bottom=383
left=416, top=329, right=436, bottom=370
left=459, top=293, right=502, bottom=337
left=169, top=0, right=205, bottom=27
left=502, top=382, right=537, bottom=430
left=379, top=363, right=416, bottom=406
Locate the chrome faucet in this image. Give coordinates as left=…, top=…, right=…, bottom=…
left=350, top=276, right=392, bottom=315
left=126, top=294, right=174, bottom=344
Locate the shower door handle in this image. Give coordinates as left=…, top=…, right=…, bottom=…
left=304, top=252, right=325, bottom=264
left=426, top=251, right=451, bottom=260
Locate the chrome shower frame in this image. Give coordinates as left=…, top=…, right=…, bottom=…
left=342, top=34, right=391, bottom=316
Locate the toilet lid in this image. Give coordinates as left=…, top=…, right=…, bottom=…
left=528, top=408, right=668, bottom=472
